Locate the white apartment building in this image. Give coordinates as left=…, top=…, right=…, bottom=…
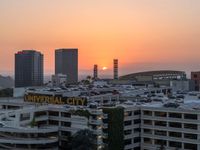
left=0, top=86, right=199, bottom=150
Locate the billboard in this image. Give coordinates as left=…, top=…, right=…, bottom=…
left=24, top=93, right=87, bottom=106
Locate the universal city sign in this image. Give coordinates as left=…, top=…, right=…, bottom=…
left=24, top=94, right=87, bottom=106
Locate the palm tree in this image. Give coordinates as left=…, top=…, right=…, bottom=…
left=71, top=129, right=96, bottom=150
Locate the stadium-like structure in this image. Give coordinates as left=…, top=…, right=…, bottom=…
left=120, top=70, right=186, bottom=81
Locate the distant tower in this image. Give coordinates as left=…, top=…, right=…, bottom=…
left=93, top=64, right=98, bottom=80
left=15, top=50, right=43, bottom=87
left=55, top=49, right=78, bottom=84
left=113, top=59, right=118, bottom=80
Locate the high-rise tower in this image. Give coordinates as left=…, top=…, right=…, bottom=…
left=55, top=49, right=78, bottom=84
left=93, top=64, right=98, bottom=80
left=113, top=59, right=118, bottom=80
left=15, top=50, right=43, bottom=87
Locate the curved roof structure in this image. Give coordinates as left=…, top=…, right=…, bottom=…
left=120, top=70, right=186, bottom=80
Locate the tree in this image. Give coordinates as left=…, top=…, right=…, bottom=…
left=0, top=88, right=13, bottom=97
left=71, top=129, right=96, bottom=150
left=86, top=76, right=92, bottom=81
left=30, top=115, right=37, bottom=128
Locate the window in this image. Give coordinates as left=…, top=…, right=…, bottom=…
left=143, top=110, right=152, bottom=116
left=184, top=133, right=197, bottom=139
left=184, top=143, right=197, bottom=150
left=124, top=111, right=132, bottom=117
left=61, top=112, right=71, bottom=118
left=155, top=111, right=167, bottom=117
left=169, top=132, right=181, bottom=138
left=155, top=130, right=167, bottom=136
left=134, top=119, right=141, bottom=124
left=184, top=114, right=197, bottom=120
left=49, top=120, right=59, bottom=125
left=134, top=110, right=140, bottom=115
left=169, top=122, right=182, bottom=128
left=193, top=74, right=197, bottom=78
left=49, top=111, right=59, bottom=116
left=169, top=112, right=182, bottom=118
left=61, top=131, right=71, bottom=137
left=124, top=130, right=132, bottom=135
left=61, top=122, right=71, bottom=127
left=20, top=113, right=30, bottom=121
left=155, top=121, right=167, bottom=127
left=169, top=141, right=181, bottom=148
left=184, top=123, right=197, bottom=130
left=134, top=128, right=140, bottom=133
left=35, top=111, right=46, bottom=117
left=124, top=139, right=132, bottom=145
left=124, top=121, right=132, bottom=126
left=154, top=139, right=166, bottom=146
left=144, top=138, right=152, bottom=144
left=143, top=129, right=152, bottom=134
left=143, top=120, right=152, bottom=125
left=134, top=137, right=140, bottom=143
left=134, top=147, right=140, bottom=150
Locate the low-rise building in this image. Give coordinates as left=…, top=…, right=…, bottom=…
left=52, top=74, right=67, bottom=87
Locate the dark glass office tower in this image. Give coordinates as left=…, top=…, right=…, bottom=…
left=55, top=49, right=78, bottom=84
left=15, top=50, right=43, bottom=87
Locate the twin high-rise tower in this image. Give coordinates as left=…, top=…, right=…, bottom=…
left=15, top=49, right=78, bottom=87
left=55, top=49, right=78, bottom=84
left=15, top=50, right=43, bottom=87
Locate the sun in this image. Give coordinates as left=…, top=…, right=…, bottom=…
left=102, top=67, right=108, bottom=70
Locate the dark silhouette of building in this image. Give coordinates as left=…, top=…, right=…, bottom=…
left=93, top=64, right=98, bottom=80
left=55, top=49, right=78, bottom=84
left=191, top=72, right=200, bottom=91
left=113, top=59, right=118, bottom=80
left=15, top=50, right=43, bottom=87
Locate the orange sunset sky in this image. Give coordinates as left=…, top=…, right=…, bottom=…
left=0, top=0, right=200, bottom=77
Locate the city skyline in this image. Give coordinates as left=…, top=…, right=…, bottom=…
left=1, top=0, right=200, bottom=76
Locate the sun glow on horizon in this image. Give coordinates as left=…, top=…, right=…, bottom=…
left=102, top=67, right=108, bottom=71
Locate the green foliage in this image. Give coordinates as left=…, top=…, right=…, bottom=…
left=30, top=115, right=37, bottom=128
left=103, top=107, right=124, bottom=150
left=70, top=110, right=91, bottom=119
left=0, top=88, right=13, bottom=97
left=71, top=129, right=96, bottom=150
left=82, top=80, right=90, bottom=85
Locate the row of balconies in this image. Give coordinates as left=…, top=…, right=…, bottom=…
left=0, top=136, right=58, bottom=144
left=0, top=126, right=58, bottom=133
left=142, top=133, right=200, bottom=144
left=141, top=124, right=199, bottom=134
left=141, top=115, right=200, bottom=124
left=141, top=141, right=198, bottom=150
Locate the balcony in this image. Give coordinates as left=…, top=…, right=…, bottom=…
left=89, top=110, right=102, bottom=115
left=89, top=119, right=102, bottom=125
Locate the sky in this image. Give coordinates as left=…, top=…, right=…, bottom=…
left=0, top=0, right=200, bottom=77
